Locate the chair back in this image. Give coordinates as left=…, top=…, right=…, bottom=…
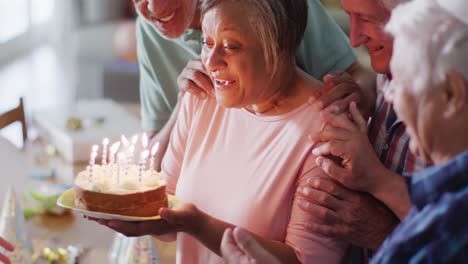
left=0, top=97, right=27, bottom=143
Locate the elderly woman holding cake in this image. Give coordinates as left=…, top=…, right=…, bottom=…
left=218, top=0, right=468, bottom=263
left=91, top=0, right=349, bottom=262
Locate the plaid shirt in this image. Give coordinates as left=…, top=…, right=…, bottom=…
left=368, top=74, right=429, bottom=175
left=371, top=151, right=468, bottom=263
left=352, top=74, right=431, bottom=264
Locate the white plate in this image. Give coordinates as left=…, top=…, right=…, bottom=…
left=57, top=188, right=182, bottom=222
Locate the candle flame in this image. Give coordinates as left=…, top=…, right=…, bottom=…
left=117, top=152, right=125, bottom=162
left=131, top=134, right=139, bottom=145
left=142, top=133, right=149, bottom=149
left=129, top=145, right=135, bottom=153
left=110, top=142, right=121, bottom=154
left=151, top=142, right=160, bottom=156
left=102, top=137, right=110, bottom=146
left=92, top=145, right=99, bottom=153
left=121, top=135, right=130, bottom=147
left=140, top=150, right=150, bottom=160
left=91, top=151, right=98, bottom=159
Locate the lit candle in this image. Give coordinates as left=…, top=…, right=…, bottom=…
left=128, top=134, right=138, bottom=165
left=131, top=134, right=139, bottom=146
left=92, top=144, right=99, bottom=155
left=142, top=133, right=149, bottom=149
left=91, top=145, right=99, bottom=167
left=92, top=150, right=98, bottom=164
left=116, top=152, right=125, bottom=185
left=101, top=138, right=110, bottom=165
left=87, top=165, right=92, bottom=183
left=149, top=142, right=160, bottom=171
left=128, top=145, right=136, bottom=165
left=121, top=135, right=130, bottom=148
left=138, top=150, right=150, bottom=184
left=88, top=145, right=99, bottom=183
left=109, top=142, right=121, bottom=165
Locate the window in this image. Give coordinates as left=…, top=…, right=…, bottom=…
left=31, top=0, right=55, bottom=26
left=0, top=0, right=54, bottom=44
left=0, top=0, right=29, bottom=43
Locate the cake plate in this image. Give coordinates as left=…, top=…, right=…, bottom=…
left=57, top=188, right=182, bottom=221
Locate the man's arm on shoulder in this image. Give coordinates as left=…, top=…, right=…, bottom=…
left=345, top=62, right=377, bottom=114
left=297, top=1, right=377, bottom=115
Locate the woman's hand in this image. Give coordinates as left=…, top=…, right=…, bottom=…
left=177, top=58, right=214, bottom=99
left=221, top=227, right=281, bottom=264
left=87, top=203, right=205, bottom=237
left=0, top=236, right=14, bottom=264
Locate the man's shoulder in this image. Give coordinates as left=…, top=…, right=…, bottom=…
left=297, top=0, right=357, bottom=78
left=137, top=17, right=201, bottom=51
left=136, top=17, right=175, bottom=46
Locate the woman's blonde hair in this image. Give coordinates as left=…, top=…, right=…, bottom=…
left=201, top=0, right=308, bottom=76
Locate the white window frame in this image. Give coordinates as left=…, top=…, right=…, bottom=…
left=0, top=0, right=52, bottom=65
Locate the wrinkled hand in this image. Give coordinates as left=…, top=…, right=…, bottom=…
left=310, top=71, right=371, bottom=118
left=221, top=227, right=281, bottom=264
left=310, top=102, right=386, bottom=194
left=297, top=176, right=398, bottom=250
left=0, top=236, right=14, bottom=264
left=177, top=58, right=214, bottom=99
left=86, top=203, right=204, bottom=237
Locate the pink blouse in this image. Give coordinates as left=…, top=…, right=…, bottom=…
left=161, top=94, right=348, bottom=263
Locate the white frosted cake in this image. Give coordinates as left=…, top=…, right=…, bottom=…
left=74, top=165, right=168, bottom=217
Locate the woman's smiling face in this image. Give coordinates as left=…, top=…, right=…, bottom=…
left=201, top=1, right=274, bottom=108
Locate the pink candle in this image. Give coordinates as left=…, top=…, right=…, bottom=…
left=116, top=153, right=125, bottom=185
left=91, top=144, right=99, bottom=155
left=128, top=145, right=136, bottom=165
left=88, top=145, right=99, bottom=183
left=138, top=150, right=150, bottom=184
left=109, top=142, right=121, bottom=165
left=101, top=138, right=110, bottom=165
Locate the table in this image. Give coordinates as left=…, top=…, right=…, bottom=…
left=0, top=103, right=176, bottom=263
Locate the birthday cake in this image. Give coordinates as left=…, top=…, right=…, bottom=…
left=74, top=164, right=168, bottom=217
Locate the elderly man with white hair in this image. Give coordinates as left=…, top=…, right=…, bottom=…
left=371, top=0, right=468, bottom=262
left=299, top=0, right=426, bottom=250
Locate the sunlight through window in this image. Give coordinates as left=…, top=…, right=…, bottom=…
left=0, top=0, right=29, bottom=43
left=0, top=0, right=54, bottom=43
left=31, top=0, right=55, bottom=25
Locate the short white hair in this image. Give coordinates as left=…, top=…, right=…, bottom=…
left=379, top=0, right=410, bottom=11
left=386, top=0, right=468, bottom=92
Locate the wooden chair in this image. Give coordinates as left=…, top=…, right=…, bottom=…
left=0, top=97, right=28, bottom=144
